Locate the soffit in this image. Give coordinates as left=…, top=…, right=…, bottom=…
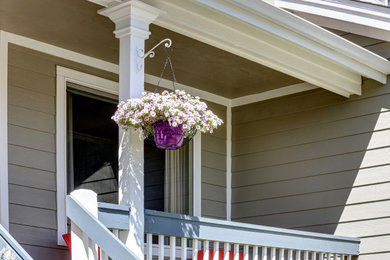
left=0, top=0, right=301, bottom=99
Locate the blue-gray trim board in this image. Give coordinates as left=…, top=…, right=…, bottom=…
left=144, top=210, right=360, bottom=255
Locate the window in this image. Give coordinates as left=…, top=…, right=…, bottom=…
left=56, top=66, right=201, bottom=245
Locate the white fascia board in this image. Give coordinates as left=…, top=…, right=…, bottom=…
left=229, top=0, right=390, bottom=75
left=276, top=0, right=390, bottom=41
left=140, top=0, right=388, bottom=97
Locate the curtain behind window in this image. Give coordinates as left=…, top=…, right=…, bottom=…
left=164, top=142, right=193, bottom=215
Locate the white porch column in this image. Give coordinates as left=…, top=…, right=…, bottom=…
left=99, top=1, right=164, bottom=259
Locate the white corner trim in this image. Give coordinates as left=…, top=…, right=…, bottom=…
left=56, top=71, right=67, bottom=246
left=0, top=31, right=9, bottom=231
left=231, top=83, right=318, bottom=107
left=193, top=133, right=202, bottom=217
left=56, top=66, right=118, bottom=246
left=226, top=106, right=232, bottom=221
left=144, top=74, right=231, bottom=107
left=276, top=0, right=390, bottom=42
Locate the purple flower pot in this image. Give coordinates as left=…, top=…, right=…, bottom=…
left=153, top=120, right=185, bottom=149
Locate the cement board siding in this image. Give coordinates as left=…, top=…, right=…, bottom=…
left=201, top=102, right=227, bottom=219
left=7, top=45, right=117, bottom=259
left=231, top=78, right=390, bottom=259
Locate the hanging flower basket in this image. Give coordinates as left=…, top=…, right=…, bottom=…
left=112, top=90, right=223, bottom=150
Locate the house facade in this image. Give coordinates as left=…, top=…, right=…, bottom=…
left=0, top=0, right=390, bottom=259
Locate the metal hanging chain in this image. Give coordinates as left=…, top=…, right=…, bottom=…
left=155, top=47, right=177, bottom=92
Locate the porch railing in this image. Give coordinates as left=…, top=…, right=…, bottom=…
left=144, top=210, right=360, bottom=260
left=67, top=189, right=360, bottom=260
left=66, top=190, right=137, bottom=260
left=0, top=224, right=32, bottom=260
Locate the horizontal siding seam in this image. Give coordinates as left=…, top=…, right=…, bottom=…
left=9, top=202, right=56, bottom=212
left=8, top=62, right=55, bottom=78
left=202, top=149, right=227, bottom=156
left=9, top=183, right=56, bottom=193
left=290, top=216, right=390, bottom=229
left=232, top=145, right=390, bottom=174
left=20, top=243, right=69, bottom=252
left=8, top=104, right=55, bottom=118
left=232, top=198, right=390, bottom=219
left=202, top=198, right=227, bottom=204
left=8, top=84, right=55, bottom=97
left=8, top=142, right=55, bottom=154
left=232, top=90, right=390, bottom=127
left=232, top=110, right=390, bottom=142
left=232, top=127, right=390, bottom=157
left=232, top=162, right=390, bottom=186
left=7, top=123, right=55, bottom=135
left=8, top=163, right=55, bottom=174
left=8, top=221, right=57, bottom=231
left=8, top=143, right=55, bottom=156
left=201, top=165, right=226, bottom=172
left=201, top=181, right=226, bottom=188
left=18, top=242, right=68, bottom=251
left=232, top=180, right=390, bottom=198
left=7, top=103, right=55, bottom=116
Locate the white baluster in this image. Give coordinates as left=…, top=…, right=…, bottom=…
left=253, top=246, right=259, bottom=260
left=234, top=244, right=240, bottom=260
left=262, top=247, right=268, bottom=260
left=244, top=245, right=249, bottom=260
left=193, top=239, right=199, bottom=260
left=204, top=240, right=210, bottom=260
left=182, top=238, right=187, bottom=260
left=159, top=235, right=164, bottom=260
left=146, top=233, right=153, bottom=260
left=347, top=256, right=352, bottom=260
left=171, top=236, right=176, bottom=260
left=319, top=253, right=324, bottom=260
left=326, top=253, right=331, bottom=260
left=100, top=249, right=109, bottom=260
left=311, top=252, right=316, bottom=260
left=280, top=249, right=285, bottom=260
left=271, top=248, right=276, bottom=260
left=296, top=250, right=301, bottom=260
left=214, top=242, right=220, bottom=260
left=288, top=250, right=293, bottom=260
left=304, top=251, right=309, bottom=260
left=224, top=243, right=230, bottom=260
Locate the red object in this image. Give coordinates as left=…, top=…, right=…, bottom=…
left=62, top=234, right=72, bottom=251
left=198, top=249, right=244, bottom=260
left=62, top=234, right=101, bottom=259
left=153, top=120, right=185, bottom=149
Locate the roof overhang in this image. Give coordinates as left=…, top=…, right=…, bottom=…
left=276, top=0, right=390, bottom=42
left=92, top=0, right=390, bottom=98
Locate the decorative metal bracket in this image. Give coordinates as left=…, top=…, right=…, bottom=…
left=137, top=38, right=172, bottom=70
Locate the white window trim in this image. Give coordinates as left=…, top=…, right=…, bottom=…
left=0, top=31, right=9, bottom=231
left=56, top=66, right=119, bottom=246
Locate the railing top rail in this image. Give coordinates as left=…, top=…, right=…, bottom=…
left=0, top=224, right=33, bottom=260
left=145, top=209, right=360, bottom=255
left=66, top=195, right=138, bottom=260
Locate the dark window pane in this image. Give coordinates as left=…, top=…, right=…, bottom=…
left=68, top=92, right=119, bottom=203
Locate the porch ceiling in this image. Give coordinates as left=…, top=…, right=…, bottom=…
left=0, top=0, right=302, bottom=100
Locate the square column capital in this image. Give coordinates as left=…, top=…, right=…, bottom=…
left=99, top=0, right=165, bottom=39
